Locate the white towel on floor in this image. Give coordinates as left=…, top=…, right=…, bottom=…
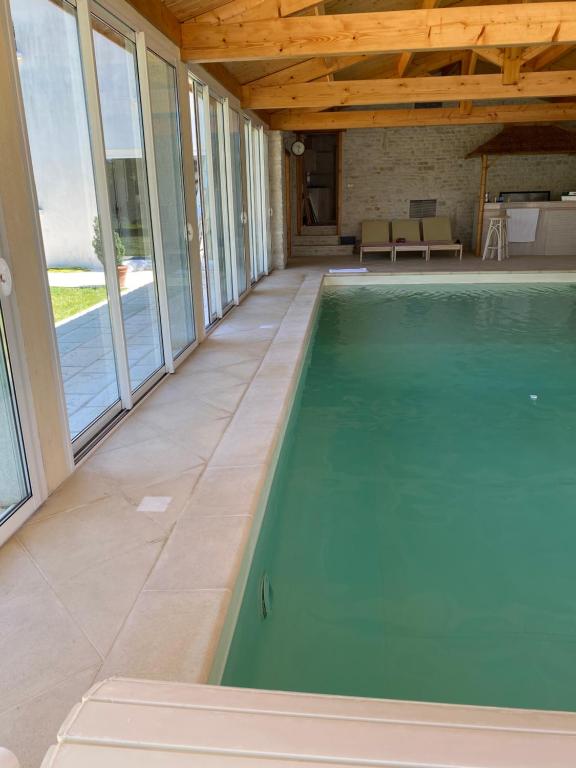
left=507, top=208, right=540, bottom=242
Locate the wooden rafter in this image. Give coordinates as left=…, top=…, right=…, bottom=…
left=181, top=2, right=576, bottom=62
left=192, top=0, right=320, bottom=23
left=242, top=70, right=576, bottom=110
left=523, top=43, right=575, bottom=70
left=396, top=0, right=440, bottom=77
left=245, top=55, right=373, bottom=86
left=124, top=0, right=181, bottom=45
left=269, top=101, right=576, bottom=130
left=459, top=50, right=478, bottom=115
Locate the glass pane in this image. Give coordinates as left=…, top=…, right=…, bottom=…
left=263, top=133, right=272, bottom=274
left=191, top=84, right=218, bottom=326
left=254, top=128, right=266, bottom=279
left=147, top=50, right=195, bottom=357
left=229, top=110, right=248, bottom=296
left=209, top=97, right=233, bottom=309
left=11, top=0, right=121, bottom=441
left=0, top=309, right=30, bottom=524
left=244, top=119, right=256, bottom=284
left=92, top=15, right=164, bottom=391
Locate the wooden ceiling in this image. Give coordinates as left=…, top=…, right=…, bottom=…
left=128, top=0, right=576, bottom=130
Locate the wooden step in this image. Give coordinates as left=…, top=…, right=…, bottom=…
left=293, top=235, right=341, bottom=246
left=301, top=225, right=338, bottom=236
left=292, top=244, right=355, bottom=258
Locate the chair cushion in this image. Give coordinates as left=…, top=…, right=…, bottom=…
left=361, top=220, right=391, bottom=244
left=392, top=219, right=421, bottom=242
left=422, top=216, right=453, bottom=242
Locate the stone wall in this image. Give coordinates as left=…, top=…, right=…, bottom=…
left=341, top=126, right=576, bottom=250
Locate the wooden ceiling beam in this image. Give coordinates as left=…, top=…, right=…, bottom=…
left=474, top=47, right=504, bottom=68
left=182, top=2, right=576, bottom=62
left=269, top=101, right=576, bottom=130
left=242, top=70, right=576, bottom=110
left=459, top=50, right=478, bottom=115
left=245, top=54, right=373, bottom=86
left=124, top=0, right=181, bottom=46
left=396, top=0, right=440, bottom=77
left=192, top=0, right=320, bottom=24
left=502, top=46, right=522, bottom=84
left=523, top=43, right=575, bottom=70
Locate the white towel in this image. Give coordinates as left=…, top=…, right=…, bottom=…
left=507, top=208, right=540, bottom=243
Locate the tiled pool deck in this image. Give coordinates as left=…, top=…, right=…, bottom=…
left=0, top=267, right=320, bottom=767
left=2, top=255, right=576, bottom=767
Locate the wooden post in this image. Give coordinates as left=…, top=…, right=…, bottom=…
left=475, top=153, right=488, bottom=257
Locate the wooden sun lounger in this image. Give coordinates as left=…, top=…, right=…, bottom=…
left=359, top=221, right=394, bottom=262
left=391, top=220, right=428, bottom=261
left=422, top=216, right=463, bottom=260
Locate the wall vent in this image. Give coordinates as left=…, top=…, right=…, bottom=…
left=409, top=199, right=437, bottom=218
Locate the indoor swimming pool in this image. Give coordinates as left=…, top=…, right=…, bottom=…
left=221, top=282, right=576, bottom=712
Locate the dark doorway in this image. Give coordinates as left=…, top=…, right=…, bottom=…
left=297, top=133, right=340, bottom=231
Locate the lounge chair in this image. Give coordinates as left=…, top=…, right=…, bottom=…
left=359, top=220, right=394, bottom=262
left=391, top=219, right=428, bottom=261
left=422, top=216, right=463, bottom=260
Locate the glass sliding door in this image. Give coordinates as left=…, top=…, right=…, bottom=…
left=0, top=307, right=31, bottom=528
left=228, top=109, right=249, bottom=297
left=244, top=119, right=262, bottom=284
left=146, top=50, right=195, bottom=358
left=92, top=11, right=164, bottom=392
left=189, top=81, right=218, bottom=326
left=11, top=0, right=121, bottom=443
left=262, top=132, right=272, bottom=274
left=208, top=96, right=234, bottom=310
left=252, top=126, right=267, bottom=281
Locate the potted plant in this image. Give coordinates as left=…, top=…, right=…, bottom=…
left=92, top=217, right=128, bottom=290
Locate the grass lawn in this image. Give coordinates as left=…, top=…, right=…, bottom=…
left=50, top=286, right=107, bottom=323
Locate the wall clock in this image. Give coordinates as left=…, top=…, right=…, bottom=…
left=291, top=140, right=305, bottom=156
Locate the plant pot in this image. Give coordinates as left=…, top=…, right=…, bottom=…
left=117, top=264, right=128, bottom=291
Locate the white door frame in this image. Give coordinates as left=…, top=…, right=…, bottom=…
left=0, top=205, right=47, bottom=546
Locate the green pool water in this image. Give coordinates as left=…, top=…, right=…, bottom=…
left=222, top=283, right=576, bottom=711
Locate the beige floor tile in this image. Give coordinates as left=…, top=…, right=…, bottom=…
left=98, top=589, right=229, bottom=684
left=54, top=540, right=164, bottom=656
left=28, top=466, right=117, bottom=525
left=0, top=585, right=100, bottom=713
left=256, top=359, right=300, bottom=381
left=145, top=369, right=245, bottom=403
left=0, top=539, right=45, bottom=606
left=187, top=347, right=262, bottom=373
left=196, top=383, right=248, bottom=414
left=219, top=359, right=262, bottom=382
left=96, top=417, right=161, bottom=454
left=131, top=397, right=230, bottom=432
left=147, top=514, right=250, bottom=592
left=210, top=422, right=279, bottom=468
left=121, top=466, right=205, bottom=532
left=18, top=494, right=164, bottom=584
left=169, top=418, right=230, bottom=461
left=86, top=434, right=205, bottom=487
left=190, top=465, right=266, bottom=513
left=0, top=666, right=98, bottom=768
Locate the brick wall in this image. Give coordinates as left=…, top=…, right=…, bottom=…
left=341, top=126, right=576, bottom=250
